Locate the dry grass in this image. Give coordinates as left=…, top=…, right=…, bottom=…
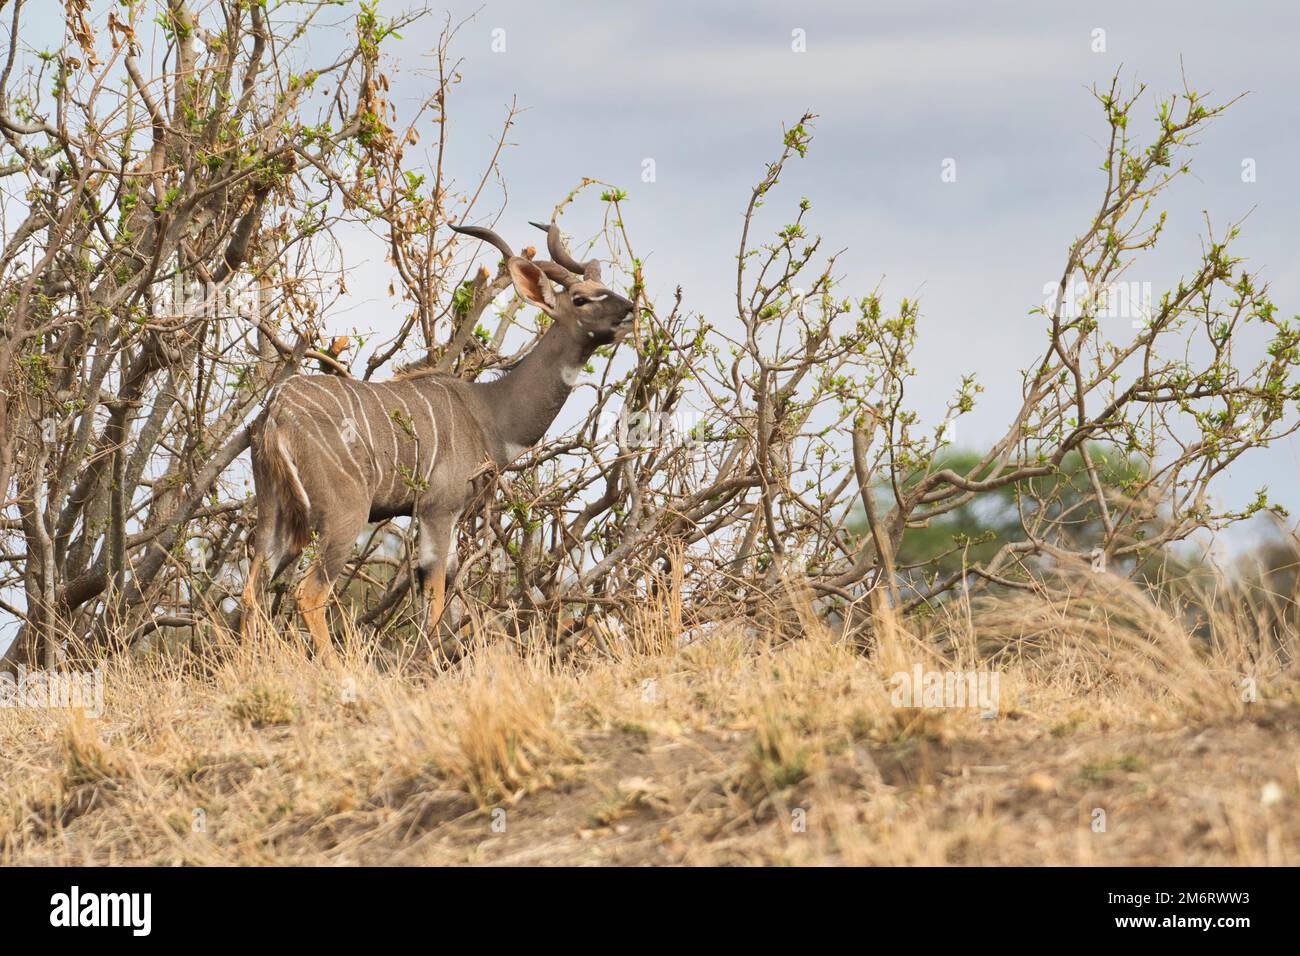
left=2, top=567, right=1298, bottom=865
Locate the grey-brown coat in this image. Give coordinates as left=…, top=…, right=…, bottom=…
left=241, top=221, right=635, bottom=649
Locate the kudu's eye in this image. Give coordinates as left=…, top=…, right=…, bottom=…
left=572, top=296, right=589, bottom=307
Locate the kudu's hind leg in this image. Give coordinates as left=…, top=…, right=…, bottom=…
left=240, top=553, right=267, bottom=639
left=243, top=539, right=303, bottom=637
left=297, top=564, right=335, bottom=656
left=266, top=548, right=304, bottom=620
left=241, top=493, right=281, bottom=639
left=417, top=507, right=462, bottom=635
left=296, top=505, right=367, bottom=656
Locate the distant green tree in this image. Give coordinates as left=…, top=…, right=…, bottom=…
left=863, top=444, right=1148, bottom=590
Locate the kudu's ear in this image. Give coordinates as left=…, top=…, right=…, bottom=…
left=508, top=258, right=558, bottom=315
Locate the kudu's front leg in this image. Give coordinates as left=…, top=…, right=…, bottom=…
left=417, top=507, right=462, bottom=635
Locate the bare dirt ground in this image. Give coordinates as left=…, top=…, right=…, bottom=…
left=380, top=715, right=1300, bottom=866
left=3, top=577, right=1297, bottom=865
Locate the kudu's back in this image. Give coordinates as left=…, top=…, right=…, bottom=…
left=251, top=370, right=495, bottom=558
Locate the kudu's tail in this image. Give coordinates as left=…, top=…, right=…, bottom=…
left=252, top=408, right=312, bottom=553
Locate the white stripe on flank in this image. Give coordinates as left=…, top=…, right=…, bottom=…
left=344, top=380, right=387, bottom=478
left=280, top=389, right=354, bottom=475
left=302, top=380, right=367, bottom=472
left=374, top=384, right=402, bottom=496
left=303, top=379, right=360, bottom=438
left=393, top=394, right=421, bottom=494
left=277, top=406, right=350, bottom=478
left=416, top=392, right=440, bottom=484
left=336, top=380, right=379, bottom=471
left=431, top=379, right=455, bottom=462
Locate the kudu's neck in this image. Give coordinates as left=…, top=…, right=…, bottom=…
left=476, top=320, right=593, bottom=453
